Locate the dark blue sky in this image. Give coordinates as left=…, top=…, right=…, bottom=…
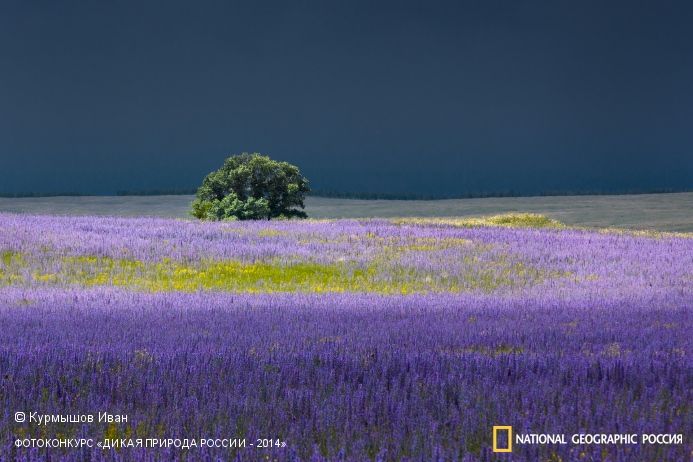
left=1, top=0, right=691, bottom=195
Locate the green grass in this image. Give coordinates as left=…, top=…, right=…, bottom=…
left=0, top=231, right=569, bottom=294
left=391, top=213, right=566, bottom=229
left=2, top=254, right=544, bottom=294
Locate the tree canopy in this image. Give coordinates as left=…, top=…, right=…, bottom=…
left=190, top=153, right=310, bottom=221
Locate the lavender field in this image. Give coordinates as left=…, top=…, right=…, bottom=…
left=1, top=213, right=692, bottom=461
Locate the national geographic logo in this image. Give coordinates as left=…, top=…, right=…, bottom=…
left=492, top=425, right=683, bottom=453
left=492, top=426, right=512, bottom=453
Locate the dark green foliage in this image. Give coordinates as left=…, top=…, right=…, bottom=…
left=191, top=153, right=310, bottom=221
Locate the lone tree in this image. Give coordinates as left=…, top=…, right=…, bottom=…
left=190, top=153, right=310, bottom=221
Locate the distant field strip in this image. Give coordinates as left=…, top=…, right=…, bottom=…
left=2, top=192, right=693, bottom=232
left=390, top=213, right=693, bottom=238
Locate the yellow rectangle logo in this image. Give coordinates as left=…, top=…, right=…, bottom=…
left=493, top=426, right=513, bottom=452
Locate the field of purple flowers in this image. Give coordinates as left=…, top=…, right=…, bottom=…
left=1, top=213, right=692, bottom=461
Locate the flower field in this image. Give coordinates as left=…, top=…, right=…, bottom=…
left=1, top=213, right=692, bottom=460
